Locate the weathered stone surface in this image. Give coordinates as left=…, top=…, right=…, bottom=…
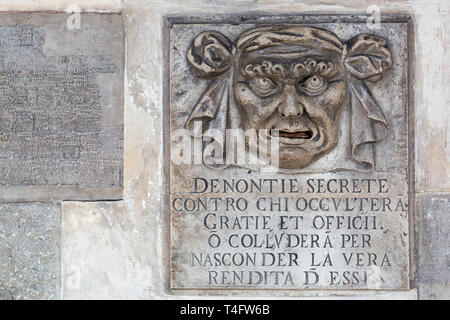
left=0, top=203, right=61, bottom=300
left=62, top=201, right=157, bottom=299
left=167, top=16, right=411, bottom=290
left=418, top=195, right=450, bottom=299
left=1, top=0, right=443, bottom=300
left=414, top=11, right=450, bottom=193
left=0, top=13, right=124, bottom=201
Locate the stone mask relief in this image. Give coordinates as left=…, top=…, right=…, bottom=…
left=184, top=26, right=393, bottom=171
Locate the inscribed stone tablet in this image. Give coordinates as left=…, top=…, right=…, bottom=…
left=0, top=13, right=123, bottom=201
left=165, top=15, right=412, bottom=290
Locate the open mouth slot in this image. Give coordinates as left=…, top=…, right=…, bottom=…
left=277, top=130, right=313, bottom=139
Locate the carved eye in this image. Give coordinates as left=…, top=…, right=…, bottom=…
left=300, top=75, right=327, bottom=95
left=249, top=77, right=278, bottom=97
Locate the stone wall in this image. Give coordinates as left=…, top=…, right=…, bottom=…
left=0, top=0, right=448, bottom=300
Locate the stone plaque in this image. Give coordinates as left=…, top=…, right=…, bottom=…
left=0, top=13, right=123, bottom=201
left=165, top=15, right=412, bottom=290
left=0, top=203, right=61, bottom=299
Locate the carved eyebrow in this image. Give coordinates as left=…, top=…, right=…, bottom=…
left=241, top=59, right=337, bottom=80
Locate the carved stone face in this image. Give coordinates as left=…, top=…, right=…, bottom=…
left=186, top=27, right=392, bottom=171
left=234, top=47, right=347, bottom=169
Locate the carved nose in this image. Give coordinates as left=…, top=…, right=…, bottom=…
left=280, top=89, right=304, bottom=118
